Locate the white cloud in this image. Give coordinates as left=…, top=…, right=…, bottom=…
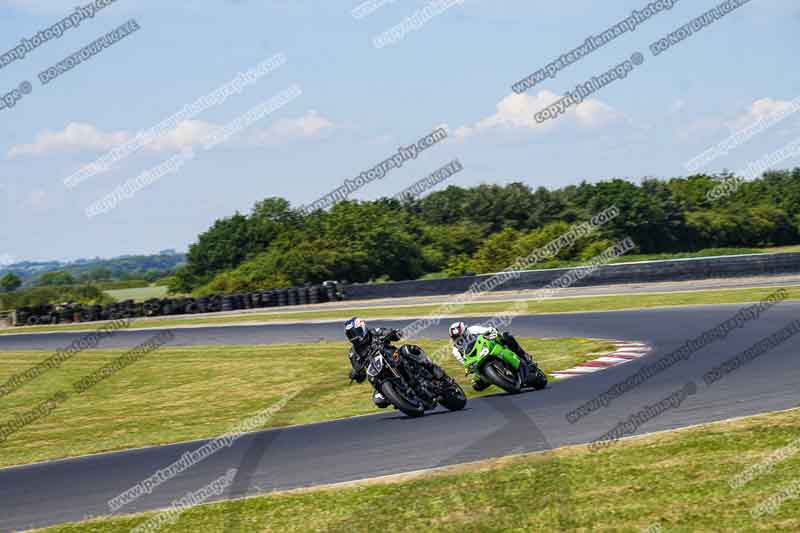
left=8, top=111, right=335, bottom=158
left=676, top=118, right=723, bottom=142
left=147, top=120, right=218, bottom=151
left=670, top=99, right=686, bottom=114
left=0, top=253, right=16, bottom=266
left=676, top=97, right=800, bottom=142
left=453, top=125, right=474, bottom=140
left=7, top=123, right=131, bottom=158
left=250, top=110, right=333, bottom=145
left=454, top=90, right=622, bottom=140
left=366, top=134, right=393, bottom=145
left=573, top=99, right=619, bottom=128
left=24, top=188, right=48, bottom=211
left=726, top=97, right=800, bottom=131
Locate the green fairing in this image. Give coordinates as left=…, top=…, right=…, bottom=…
left=462, top=335, right=521, bottom=374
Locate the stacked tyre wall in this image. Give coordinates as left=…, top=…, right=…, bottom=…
left=12, top=283, right=341, bottom=327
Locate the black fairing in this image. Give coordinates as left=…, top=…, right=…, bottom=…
left=398, top=344, right=431, bottom=366
left=367, top=345, right=438, bottom=410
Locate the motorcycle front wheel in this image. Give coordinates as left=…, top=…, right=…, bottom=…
left=381, top=380, right=425, bottom=417
left=528, top=365, right=548, bottom=390
left=482, top=360, right=523, bottom=394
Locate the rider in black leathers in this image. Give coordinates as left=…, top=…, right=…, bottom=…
left=345, top=317, right=447, bottom=408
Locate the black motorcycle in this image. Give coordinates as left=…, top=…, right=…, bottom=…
left=362, top=337, right=466, bottom=418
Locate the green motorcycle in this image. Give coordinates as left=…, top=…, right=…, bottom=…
left=462, top=335, right=548, bottom=394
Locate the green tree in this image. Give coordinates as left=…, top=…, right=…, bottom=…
left=577, top=179, right=688, bottom=253
left=419, top=221, right=488, bottom=273
left=460, top=228, right=523, bottom=274
left=36, top=271, right=76, bottom=287
left=142, top=269, right=164, bottom=282
left=174, top=213, right=253, bottom=291
left=0, top=273, right=22, bottom=293
left=686, top=210, right=740, bottom=248
left=85, top=266, right=113, bottom=281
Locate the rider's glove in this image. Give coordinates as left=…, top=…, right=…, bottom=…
left=486, top=327, right=499, bottom=340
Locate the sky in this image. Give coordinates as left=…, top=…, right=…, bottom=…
left=0, top=0, right=797, bottom=262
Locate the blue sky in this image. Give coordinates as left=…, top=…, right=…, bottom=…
left=0, top=0, right=797, bottom=262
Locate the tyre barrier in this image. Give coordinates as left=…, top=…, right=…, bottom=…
left=11, top=282, right=343, bottom=327
left=308, top=285, right=320, bottom=304
left=277, top=288, right=288, bottom=307
left=261, top=290, right=274, bottom=307
left=325, top=285, right=337, bottom=302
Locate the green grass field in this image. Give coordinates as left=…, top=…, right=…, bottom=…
left=0, top=338, right=612, bottom=468
left=607, top=244, right=800, bottom=264
left=103, top=285, right=169, bottom=303
left=425, top=246, right=798, bottom=278
left=34, top=407, right=800, bottom=532
left=762, top=244, right=800, bottom=254
left=4, top=285, right=799, bottom=336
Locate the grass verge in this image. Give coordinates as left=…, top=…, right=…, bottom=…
left=104, top=286, right=169, bottom=303
left=34, top=407, right=800, bottom=532
left=3, top=285, right=800, bottom=335
left=0, top=337, right=612, bottom=468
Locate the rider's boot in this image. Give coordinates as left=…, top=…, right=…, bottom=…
left=471, top=374, right=491, bottom=391
left=500, top=332, right=540, bottom=382
left=373, top=390, right=390, bottom=408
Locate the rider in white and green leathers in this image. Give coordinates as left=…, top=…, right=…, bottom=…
left=448, top=321, right=538, bottom=390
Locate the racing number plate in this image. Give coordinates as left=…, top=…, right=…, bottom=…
left=366, top=356, right=384, bottom=378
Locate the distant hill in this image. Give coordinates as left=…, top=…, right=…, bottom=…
left=0, top=252, right=186, bottom=287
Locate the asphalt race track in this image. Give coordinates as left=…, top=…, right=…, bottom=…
left=2, top=303, right=800, bottom=531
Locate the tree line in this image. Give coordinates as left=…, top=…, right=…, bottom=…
left=169, top=169, right=800, bottom=295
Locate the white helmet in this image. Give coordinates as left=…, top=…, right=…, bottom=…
left=449, top=321, right=466, bottom=340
